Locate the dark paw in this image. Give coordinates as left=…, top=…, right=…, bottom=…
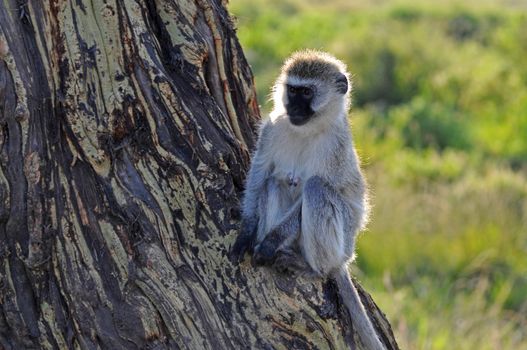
left=273, top=252, right=307, bottom=276
left=230, top=219, right=257, bottom=263
left=273, top=253, right=299, bottom=275
left=273, top=253, right=294, bottom=274
left=230, top=235, right=252, bottom=263
left=274, top=262, right=296, bottom=275
left=252, top=240, right=277, bottom=266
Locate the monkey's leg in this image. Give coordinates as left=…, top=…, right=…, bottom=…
left=253, top=196, right=301, bottom=266
left=300, top=176, right=352, bottom=275
left=231, top=176, right=283, bottom=263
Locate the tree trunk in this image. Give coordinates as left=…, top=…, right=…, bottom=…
left=0, top=0, right=398, bottom=349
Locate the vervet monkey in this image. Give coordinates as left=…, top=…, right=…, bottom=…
left=231, top=50, right=385, bottom=350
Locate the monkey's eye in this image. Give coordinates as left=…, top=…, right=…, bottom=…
left=302, top=87, right=313, bottom=98
left=288, top=85, right=296, bottom=94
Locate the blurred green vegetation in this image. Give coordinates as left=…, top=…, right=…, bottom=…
left=229, top=0, right=527, bottom=349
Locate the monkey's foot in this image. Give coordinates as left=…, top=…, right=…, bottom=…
left=252, top=240, right=278, bottom=266
left=273, top=250, right=311, bottom=276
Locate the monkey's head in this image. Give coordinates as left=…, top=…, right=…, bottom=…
left=273, top=50, right=350, bottom=127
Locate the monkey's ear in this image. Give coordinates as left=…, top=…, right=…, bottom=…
left=335, top=73, right=348, bottom=94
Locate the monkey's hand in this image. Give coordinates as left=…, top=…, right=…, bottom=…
left=230, top=218, right=257, bottom=263
left=252, top=230, right=282, bottom=266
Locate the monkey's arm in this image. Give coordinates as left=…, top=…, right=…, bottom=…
left=230, top=124, right=272, bottom=262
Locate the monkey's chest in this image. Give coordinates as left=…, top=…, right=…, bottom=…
left=270, top=145, right=321, bottom=195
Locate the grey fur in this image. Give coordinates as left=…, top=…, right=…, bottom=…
left=231, top=51, right=385, bottom=350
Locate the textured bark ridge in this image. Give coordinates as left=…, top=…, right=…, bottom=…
left=0, top=1, right=398, bottom=349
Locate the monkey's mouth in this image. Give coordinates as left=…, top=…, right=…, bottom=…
left=288, top=115, right=310, bottom=126
left=286, top=106, right=314, bottom=126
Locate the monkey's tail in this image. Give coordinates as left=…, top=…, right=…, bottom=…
left=334, top=267, right=386, bottom=350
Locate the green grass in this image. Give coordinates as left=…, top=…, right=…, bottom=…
left=229, top=0, right=527, bottom=348
left=359, top=164, right=527, bottom=349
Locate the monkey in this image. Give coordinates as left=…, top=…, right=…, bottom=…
left=230, top=50, right=386, bottom=350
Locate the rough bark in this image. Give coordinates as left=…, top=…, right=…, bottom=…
left=0, top=0, right=398, bottom=349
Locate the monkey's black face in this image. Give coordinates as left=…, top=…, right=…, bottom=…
left=285, top=85, right=315, bottom=126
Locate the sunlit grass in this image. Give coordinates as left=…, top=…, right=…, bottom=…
left=356, top=160, right=527, bottom=349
